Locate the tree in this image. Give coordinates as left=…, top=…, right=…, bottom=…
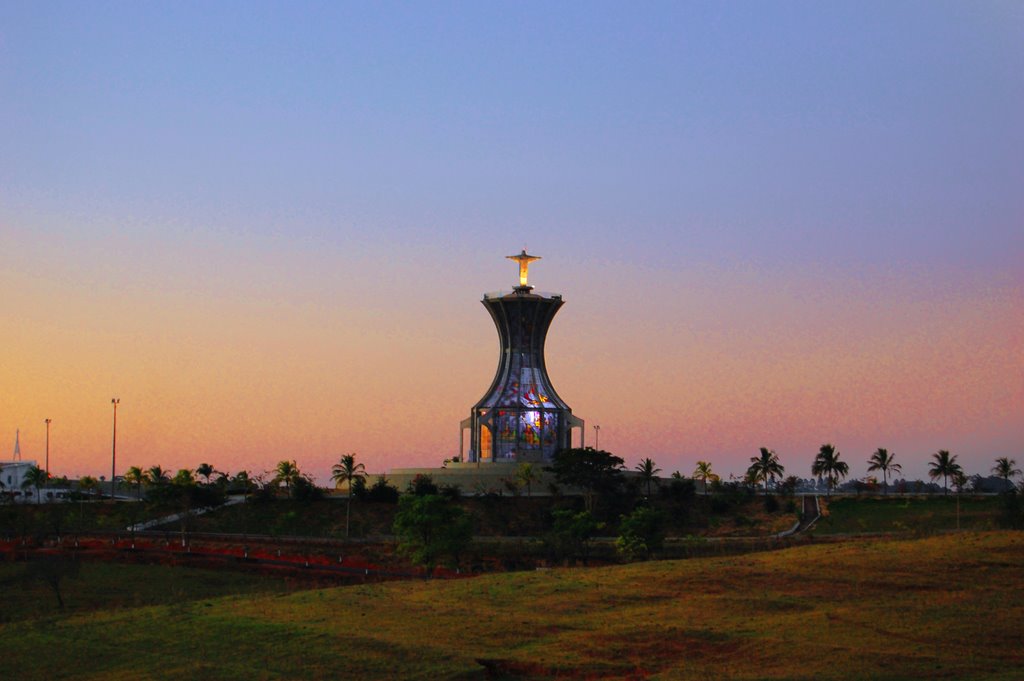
left=407, top=474, right=439, bottom=497
left=516, top=463, right=540, bottom=497
left=747, top=448, right=784, bottom=495
left=365, top=476, right=400, bottom=504
left=867, top=448, right=902, bottom=495
left=693, top=461, right=718, bottom=494
left=331, top=453, right=366, bottom=539
left=635, top=458, right=662, bottom=497
left=616, top=506, right=665, bottom=561
left=22, top=465, right=49, bottom=504
left=196, top=463, right=215, bottom=485
left=78, top=475, right=99, bottom=497
left=28, top=554, right=80, bottom=608
left=811, top=444, right=849, bottom=496
left=992, top=457, right=1021, bottom=490
left=543, top=509, right=603, bottom=565
left=123, top=466, right=145, bottom=500
left=393, top=494, right=472, bottom=575
left=546, top=447, right=624, bottom=513
left=273, top=460, right=301, bottom=494
left=145, top=465, right=169, bottom=487
left=229, top=470, right=254, bottom=495
left=929, top=450, right=961, bottom=496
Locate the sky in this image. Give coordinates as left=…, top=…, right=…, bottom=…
left=1, top=1, right=1021, bottom=485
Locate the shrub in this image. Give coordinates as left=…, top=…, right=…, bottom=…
left=393, top=494, right=473, bottom=573
left=615, top=506, right=665, bottom=561
left=350, top=476, right=367, bottom=500
left=407, top=474, right=439, bottom=497
left=291, top=476, right=322, bottom=502
left=439, top=483, right=462, bottom=500
left=366, top=476, right=400, bottom=504
left=543, top=509, right=603, bottom=565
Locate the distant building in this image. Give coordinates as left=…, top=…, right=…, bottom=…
left=1, top=459, right=39, bottom=501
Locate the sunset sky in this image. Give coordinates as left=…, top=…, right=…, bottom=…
left=2, top=2, right=1021, bottom=485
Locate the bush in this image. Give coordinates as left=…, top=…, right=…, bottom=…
left=407, top=474, right=439, bottom=497
left=543, top=509, right=603, bottom=565
left=393, top=494, right=473, bottom=573
left=439, top=483, right=462, bottom=500
left=366, top=476, right=400, bottom=504
left=615, top=506, right=665, bottom=561
left=291, top=476, right=322, bottom=502
left=763, top=494, right=780, bottom=513
left=350, top=476, right=367, bottom=500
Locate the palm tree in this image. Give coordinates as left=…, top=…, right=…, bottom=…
left=635, top=458, right=661, bottom=497
left=331, top=454, right=366, bottom=539
left=992, top=457, right=1021, bottom=490
left=22, top=465, right=48, bottom=504
left=811, top=444, right=849, bottom=496
left=145, top=465, right=169, bottom=487
left=172, top=469, right=196, bottom=487
left=231, top=470, right=253, bottom=495
left=516, top=462, right=540, bottom=497
left=693, top=461, right=717, bottom=494
left=747, top=447, right=785, bottom=495
left=124, top=466, right=145, bottom=500
left=867, top=448, right=902, bottom=495
left=78, top=475, right=99, bottom=497
left=274, top=460, right=301, bottom=494
left=196, top=463, right=215, bottom=485
left=929, top=450, right=961, bottom=496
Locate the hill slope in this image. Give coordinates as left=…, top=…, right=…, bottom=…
left=1, top=532, right=1021, bottom=680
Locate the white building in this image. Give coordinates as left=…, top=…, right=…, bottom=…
left=1, top=459, right=39, bottom=501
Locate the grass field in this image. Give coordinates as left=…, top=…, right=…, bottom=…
left=0, top=560, right=303, bottom=623
left=0, top=531, right=1021, bottom=680
left=813, top=495, right=1004, bottom=535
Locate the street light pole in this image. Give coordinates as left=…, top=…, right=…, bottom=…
left=111, top=398, right=120, bottom=500
left=44, top=418, right=52, bottom=483
left=594, top=424, right=600, bottom=451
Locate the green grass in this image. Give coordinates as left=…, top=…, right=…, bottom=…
left=0, top=560, right=302, bottom=623
left=1, top=531, right=1021, bottom=679
left=813, top=495, right=1004, bottom=535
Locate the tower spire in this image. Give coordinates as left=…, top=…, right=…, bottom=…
left=13, top=429, right=21, bottom=461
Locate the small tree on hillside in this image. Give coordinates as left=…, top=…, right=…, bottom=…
left=196, top=463, right=215, bottom=485
left=22, top=466, right=48, bottom=504
left=635, top=458, right=661, bottom=497
left=747, top=448, right=784, bottom=495
left=331, top=453, right=366, bottom=539
left=393, top=494, right=472, bottom=575
left=992, top=458, right=1021, bottom=491
left=543, top=509, right=603, bottom=566
left=516, top=463, right=540, bottom=497
left=929, top=450, right=961, bottom=496
left=616, top=506, right=665, bottom=561
left=123, top=466, right=145, bottom=500
left=812, top=444, right=849, bottom=496
left=867, top=448, right=901, bottom=495
left=273, top=460, right=301, bottom=495
left=546, top=447, right=624, bottom=513
left=693, top=461, right=718, bottom=494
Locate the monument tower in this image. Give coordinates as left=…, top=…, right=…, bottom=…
left=460, top=251, right=584, bottom=463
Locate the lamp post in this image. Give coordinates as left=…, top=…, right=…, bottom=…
left=593, top=424, right=600, bottom=450
left=44, top=418, right=52, bottom=483
left=111, top=398, right=120, bottom=500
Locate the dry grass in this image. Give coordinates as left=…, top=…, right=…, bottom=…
left=1, top=531, right=1021, bottom=680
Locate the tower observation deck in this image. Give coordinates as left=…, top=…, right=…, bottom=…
left=460, top=252, right=585, bottom=463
